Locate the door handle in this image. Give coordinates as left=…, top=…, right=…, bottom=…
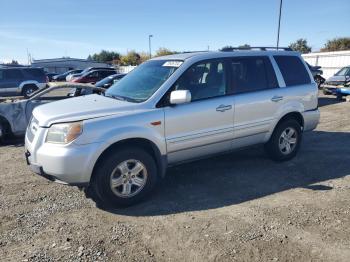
left=216, top=104, right=232, bottom=112
left=271, top=95, right=283, bottom=102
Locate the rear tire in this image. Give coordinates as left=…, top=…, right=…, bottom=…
left=264, top=119, right=302, bottom=161
left=90, top=147, right=158, bottom=207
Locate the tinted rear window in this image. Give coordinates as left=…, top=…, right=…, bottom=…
left=230, top=56, right=279, bottom=94
left=274, top=56, right=311, bottom=86
left=24, top=68, right=45, bottom=77
left=3, top=69, right=23, bottom=79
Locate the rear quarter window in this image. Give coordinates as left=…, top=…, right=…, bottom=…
left=274, top=55, right=311, bottom=86
left=24, top=68, right=45, bottom=78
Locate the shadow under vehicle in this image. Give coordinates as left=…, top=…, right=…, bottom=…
left=0, top=83, right=105, bottom=143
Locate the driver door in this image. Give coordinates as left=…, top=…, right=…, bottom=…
left=163, top=59, right=234, bottom=164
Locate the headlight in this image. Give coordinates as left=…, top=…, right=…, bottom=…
left=46, top=121, right=83, bottom=144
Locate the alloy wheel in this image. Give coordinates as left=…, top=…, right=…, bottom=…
left=109, top=159, right=148, bottom=198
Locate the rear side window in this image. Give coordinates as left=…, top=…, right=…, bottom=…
left=25, top=69, right=45, bottom=78
left=274, top=56, right=311, bottom=86
left=3, top=69, right=23, bottom=79
left=230, top=56, right=278, bottom=94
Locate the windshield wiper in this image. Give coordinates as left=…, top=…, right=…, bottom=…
left=105, top=94, right=141, bottom=103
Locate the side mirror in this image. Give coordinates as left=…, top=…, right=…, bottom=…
left=170, top=90, right=191, bottom=105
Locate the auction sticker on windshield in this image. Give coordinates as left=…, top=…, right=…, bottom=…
left=163, top=61, right=183, bottom=67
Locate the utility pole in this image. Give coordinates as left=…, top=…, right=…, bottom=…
left=276, top=0, right=283, bottom=50
left=149, top=35, right=153, bottom=59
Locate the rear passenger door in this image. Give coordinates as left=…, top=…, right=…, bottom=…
left=230, top=56, right=281, bottom=148
left=0, top=69, right=5, bottom=95
left=0, top=69, right=23, bottom=95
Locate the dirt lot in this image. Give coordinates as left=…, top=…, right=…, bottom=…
left=0, top=93, right=349, bottom=262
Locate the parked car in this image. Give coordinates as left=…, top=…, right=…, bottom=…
left=306, top=62, right=325, bottom=88
left=72, top=69, right=117, bottom=84
left=52, top=69, right=83, bottom=82
left=46, top=72, right=59, bottom=82
left=25, top=48, right=319, bottom=207
left=69, top=67, right=115, bottom=82
left=0, top=67, right=48, bottom=98
left=0, top=83, right=104, bottom=143
left=95, top=73, right=126, bottom=88
left=322, top=66, right=350, bottom=99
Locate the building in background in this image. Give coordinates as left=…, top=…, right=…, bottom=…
left=302, top=50, right=350, bottom=79
left=31, top=58, right=111, bottom=73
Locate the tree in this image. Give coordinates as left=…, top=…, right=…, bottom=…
left=139, top=52, right=150, bottom=63
left=5, top=60, right=19, bottom=65
left=119, top=51, right=142, bottom=66
left=154, top=47, right=177, bottom=57
left=220, top=44, right=251, bottom=51
left=238, top=44, right=251, bottom=49
left=220, top=45, right=234, bottom=51
left=87, top=50, right=121, bottom=64
left=288, top=39, right=312, bottom=54
left=321, top=37, right=350, bottom=52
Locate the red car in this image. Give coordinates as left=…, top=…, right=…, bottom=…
left=72, top=69, right=116, bottom=84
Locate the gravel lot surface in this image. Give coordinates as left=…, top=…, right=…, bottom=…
left=1, top=93, right=349, bottom=262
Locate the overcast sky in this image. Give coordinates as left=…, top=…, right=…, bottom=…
left=0, top=0, right=349, bottom=64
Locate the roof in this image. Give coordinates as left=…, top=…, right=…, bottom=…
left=151, top=50, right=300, bottom=61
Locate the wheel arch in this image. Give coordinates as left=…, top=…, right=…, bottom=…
left=91, top=137, right=167, bottom=183
left=0, top=115, right=12, bottom=137
left=276, top=112, right=304, bottom=129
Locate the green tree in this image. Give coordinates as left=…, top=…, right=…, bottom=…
left=120, top=51, right=142, bottom=66
left=220, top=45, right=251, bottom=51
left=238, top=44, right=251, bottom=49
left=5, top=60, right=19, bottom=65
left=139, top=52, right=150, bottom=63
left=87, top=50, right=120, bottom=64
left=288, top=39, right=312, bottom=54
left=321, top=37, right=350, bottom=52
left=220, top=45, right=234, bottom=51
left=154, top=47, right=177, bottom=57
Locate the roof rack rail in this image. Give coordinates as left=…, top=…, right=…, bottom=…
left=221, top=46, right=292, bottom=52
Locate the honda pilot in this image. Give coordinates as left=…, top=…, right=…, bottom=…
left=25, top=48, right=320, bottom=207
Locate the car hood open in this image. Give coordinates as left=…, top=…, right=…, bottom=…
left=33, top=94, right=138, bottom=127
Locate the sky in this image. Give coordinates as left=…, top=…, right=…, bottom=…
left=0, top=0, right=349, bottom=64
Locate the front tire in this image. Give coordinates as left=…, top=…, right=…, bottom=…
left=322, top=86, right=331, bottom=95
left=265, top=119, right=302, bottom=161
left=0, top=123, right=5, bottom=144
left=91, top=147, right=158, bottom=207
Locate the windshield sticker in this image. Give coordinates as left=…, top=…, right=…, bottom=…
left=163, top=61, right=183, bottom=67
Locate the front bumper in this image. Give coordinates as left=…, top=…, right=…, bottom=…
left=25, top=133, right=102, bottom=185
left=323, top=84, right=350, bottom=95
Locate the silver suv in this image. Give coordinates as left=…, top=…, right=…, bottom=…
left=25, top=48, right=320, bottom=207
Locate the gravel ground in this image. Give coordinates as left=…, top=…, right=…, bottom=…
left=0, top=93, right=350, bottom=262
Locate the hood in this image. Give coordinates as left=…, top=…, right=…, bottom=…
left=33, top=94, right=138, bottom=127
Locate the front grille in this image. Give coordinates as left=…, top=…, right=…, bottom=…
left=326, top=81, right=344, bottom=86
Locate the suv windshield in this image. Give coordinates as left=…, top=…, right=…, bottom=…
left=335, top=67, right=349, bottom=76
left=105, top=60, right=182, bottom=102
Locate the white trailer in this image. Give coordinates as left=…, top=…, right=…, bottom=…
left=302, top=50, right=350, bottom=79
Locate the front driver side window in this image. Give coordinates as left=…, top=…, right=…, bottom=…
left=173, top=60, right=227, bottom=101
